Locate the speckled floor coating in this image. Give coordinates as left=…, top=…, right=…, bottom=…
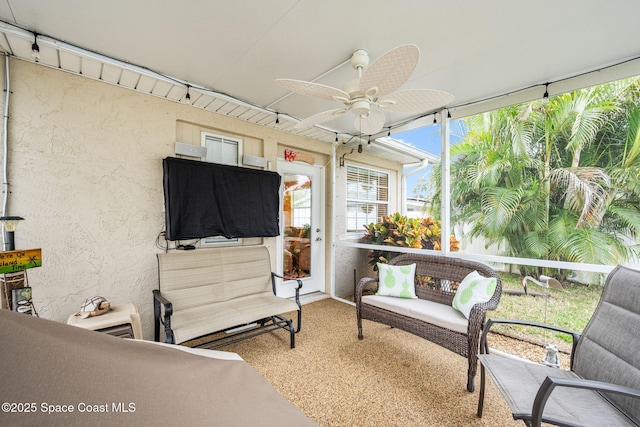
left=191, top=298, right=528, bottom=427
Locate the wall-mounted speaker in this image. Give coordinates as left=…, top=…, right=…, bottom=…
left=175, top=142, right=207, bottom=158
left=243, top=154, right=268, bottom=168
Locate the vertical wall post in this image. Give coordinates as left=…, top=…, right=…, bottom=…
left=440, top=110, right=451, bottom=255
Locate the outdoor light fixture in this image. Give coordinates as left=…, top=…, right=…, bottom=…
left=0, top=216, right=24, bottom=251
left=31, top=34, right=40, bottom=62
left=275, top=112, right=280, bottom=127
left=357, top=143, right=363, bottom=153
left=183, top=85, right=192, bottom=105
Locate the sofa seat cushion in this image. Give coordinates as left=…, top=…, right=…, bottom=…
left=171, top=292, right=299, bottom=344
left=362, top=295, right=468, bottom=334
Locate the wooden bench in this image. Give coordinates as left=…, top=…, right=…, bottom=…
left=356, top=252, right=502, bottom=392
left=477, top=265, right=640, bottom=426
left=153, top=245, right=302, bottom=349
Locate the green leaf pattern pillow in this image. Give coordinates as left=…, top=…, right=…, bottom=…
left=452, top=270, right=497, bottom=319
left=375, top=263, right=417, bottom=299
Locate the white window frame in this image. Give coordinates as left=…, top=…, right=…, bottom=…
left=199, top=132, right=243, bottom=246
left=345, top=164, right=389, bottom=234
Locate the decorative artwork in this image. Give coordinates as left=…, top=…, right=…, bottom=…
left=284, top=149, right=315, bottom=165
left=0, top=248, right=42, bottom=274
left=285, top=149, right=297, bottom=162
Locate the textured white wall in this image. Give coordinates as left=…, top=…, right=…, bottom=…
left=1, top=58, right=336, bottom=339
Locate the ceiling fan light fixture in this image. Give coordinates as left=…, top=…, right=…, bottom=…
left=352, top=100, right=370, bottom=117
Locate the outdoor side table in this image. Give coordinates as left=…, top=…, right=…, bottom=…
left=66, top=303, right=143, bottom=339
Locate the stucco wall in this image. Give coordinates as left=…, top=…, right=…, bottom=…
left=1, top=58, right=338, bottom=339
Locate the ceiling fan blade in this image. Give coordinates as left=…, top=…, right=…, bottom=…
left=379, top=89, right=454, bottom=112
left=276, top=79, right=349, bottom=102
left=354, top=109, right=386, bottom=135
left=295, top=108, right=347, bottom=128
left=359, top=44, right=419, bottom=98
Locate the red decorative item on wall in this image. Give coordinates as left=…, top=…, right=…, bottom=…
left=284, top=149, right=297, bottom=162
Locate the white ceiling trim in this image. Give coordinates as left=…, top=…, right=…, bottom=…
left=0, top=21, right=346, bottom=145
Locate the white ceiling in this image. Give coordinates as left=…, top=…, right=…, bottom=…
left=0, top=0, right=639, bottom=148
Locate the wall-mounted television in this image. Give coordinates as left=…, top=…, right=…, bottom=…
left=163, top=157, right=281, bottom=241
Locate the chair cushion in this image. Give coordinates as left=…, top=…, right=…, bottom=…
left=362, top=295, right=468, bottom=333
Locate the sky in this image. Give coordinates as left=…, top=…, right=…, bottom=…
left=394, top=120, right=466, bottom=198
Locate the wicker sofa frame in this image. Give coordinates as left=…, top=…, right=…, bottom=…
left=356, top=252, right=502, bottom=392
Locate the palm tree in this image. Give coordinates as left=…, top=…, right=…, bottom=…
left=428, top=78, right=640, bottom=274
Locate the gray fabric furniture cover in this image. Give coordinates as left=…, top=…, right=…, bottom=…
left=478, top=265, right=640, bottom=426
left=0, top=308, right=318, bottom=427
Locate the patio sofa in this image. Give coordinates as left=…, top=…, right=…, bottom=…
left=356, top=252, right=502, bottom=392
left=153, top=245, right=302, bottom=349
left=477, top=265, right=640, bottom=426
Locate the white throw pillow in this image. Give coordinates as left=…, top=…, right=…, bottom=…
left=375, top=263, right=418, bottom=299
left=452, top=271, right=497, bottom=319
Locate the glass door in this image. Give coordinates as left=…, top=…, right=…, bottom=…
left=277, top=160, right=324, bottom=297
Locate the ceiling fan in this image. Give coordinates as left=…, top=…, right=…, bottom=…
left=276, top=44, right=454, bottom=135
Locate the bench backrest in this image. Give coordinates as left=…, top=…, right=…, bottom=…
left=389, top=253, right=502, bottom=306
left=157, top=245, right=273, bottom=311
left=573, top=265, right=640, bottom=424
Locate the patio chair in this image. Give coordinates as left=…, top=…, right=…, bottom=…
left=477, top=265, right=640, bottom=427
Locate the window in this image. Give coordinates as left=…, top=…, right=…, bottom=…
left=202, top=133, right=242, bottom=165
left=346, top=165, right=389, bottom=233
left=200, top=132, right=243, bottom=245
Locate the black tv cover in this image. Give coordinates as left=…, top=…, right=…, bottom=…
left=163, top=157, right=281, bottom=240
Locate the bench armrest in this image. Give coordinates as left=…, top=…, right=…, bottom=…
left=531, top=376, right=640, bottom=427
left=271, top=273, right=303, bottom=296
left=355, top=277, right=378, bottom=306
left=480, top=318, right=581, bottom=367
left=271, top=272, right=303, bottom=333
left=153, top=289, right=176, bottom=344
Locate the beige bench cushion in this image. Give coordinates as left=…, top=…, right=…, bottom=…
left=362, top=295, right=468, bottom=334
left=172, top=292, right=299, bottom=344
